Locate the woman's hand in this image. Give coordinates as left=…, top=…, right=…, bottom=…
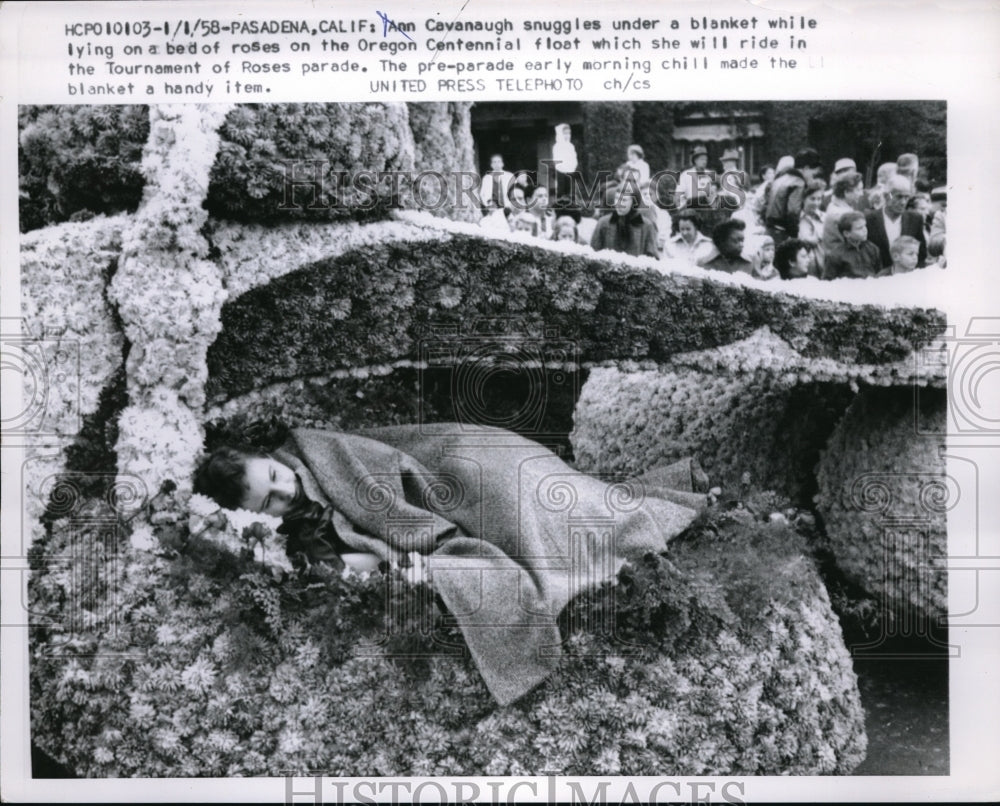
left=402, top=551, right=431, bottom=586
left=340, top=552, right=382, bottom=575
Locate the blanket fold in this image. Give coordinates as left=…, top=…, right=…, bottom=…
left=275, top=424, right=704, bottom=705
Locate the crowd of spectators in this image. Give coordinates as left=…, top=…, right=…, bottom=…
left=476, top=124, right=947, bottom=280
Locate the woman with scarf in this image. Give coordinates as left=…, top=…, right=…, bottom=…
left=589, top=186, right=660, bottom=258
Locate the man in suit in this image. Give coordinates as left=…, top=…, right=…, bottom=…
left=864, top=174, right=927, bottom=269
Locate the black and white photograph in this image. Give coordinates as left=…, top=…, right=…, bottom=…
left=15, top=96, right=951, bottom=776
left=1, top=1, right=997, bottom=803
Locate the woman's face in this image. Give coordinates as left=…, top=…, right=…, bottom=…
left=790, top=247, right=811, bottom=277
left=241, top=457, right=297, bottom=517
left=678, top=219, right=697, bottom=242
left=803, top=191, right=823, bottom=215
left=614, top=194, right=635, bottom=217
left=760, top=243, right=775, bottom=264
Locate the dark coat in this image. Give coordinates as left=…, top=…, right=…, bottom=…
left=764, top=168, right=806, bottom=236
left=274, top=424, right=704, bottom=705
left=590, top=212, right=660, bottom=258
left=864, top=210, right=928, bottom=269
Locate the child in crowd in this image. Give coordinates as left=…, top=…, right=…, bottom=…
left=927, top=232, right=947, bottom=268
left=773, top=238, right=813, bottom=280
left=752, top=235, right=778, bottom=280
left=797, top=180, right=826, bottom=275
left=511, top=212, right=539, bottom=236
left=553, top=215, right=581, bottom=244
left=822, top=212, right=882, bottom=279
left=888, top=235, right=921, bottom=275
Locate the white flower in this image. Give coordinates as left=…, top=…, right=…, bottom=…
left=278, top=728, right=307, bottom=755
left=180, top=656, right=217, bottom=693
left=155, top=625, right=178, bottom=645
left=129, top=524, right=157, bottom=552
left=94, top=747, right=114, bottom=764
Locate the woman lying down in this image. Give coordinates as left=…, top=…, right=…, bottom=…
left=195, top=423, right=707, bottom=706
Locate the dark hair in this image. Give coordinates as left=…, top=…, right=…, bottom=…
left=774, top=238, right=809, bottom=279
left=759, top=164, right=775, bottom=180
left=711, top=218, right=745, bottom=250
left=803, top=179, right=826, bottom=198
left=832, top=171, right=862, bottom=199
left=506, top=183, right=528, bottom=215
left=193, top=446, right=264, bottom=510
left=794, top=148, right=822, bottom=170
left=673, top=208, right=701, bottom=234
left=838, top=210, right=865, bottom=234
left=928, top=232, right=946, bottom=258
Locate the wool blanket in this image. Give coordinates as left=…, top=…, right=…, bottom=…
left=274, top=424, right=705, bottom=706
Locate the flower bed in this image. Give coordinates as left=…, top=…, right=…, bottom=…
left=205, top=221, right=946, bottom=403
left=29, top=498, right=866, bottom=776
left=570, top=366, right=855, bottom=504
left=814, top=386, right=948, bottom=621
left=19, top=215, right=129, bottom=537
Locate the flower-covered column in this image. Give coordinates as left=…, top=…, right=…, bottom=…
left=110, top=104, right=232, bottom=508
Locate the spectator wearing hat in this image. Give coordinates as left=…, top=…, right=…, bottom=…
left=699, top=219, right=753, bottom=275
left=864, top=174, right=927, bottom=269
left=764, top=148, right=823, bottom=245
left=682, top=145, right=713, bottom=206
left=720, top=148, right=740, bottom=172
left=896, top=153, right=919, bottom=187
left=616, top=144, right=651, bottom=185
left=821, top=157, right=858, bottom=211
left=718, top=147, right=748, bottom=210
